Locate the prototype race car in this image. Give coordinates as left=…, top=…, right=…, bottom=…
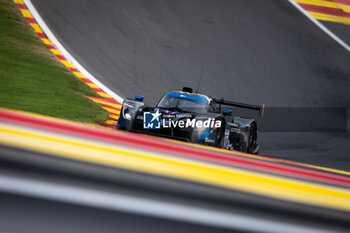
left=117, top=87, right=265, bottom=154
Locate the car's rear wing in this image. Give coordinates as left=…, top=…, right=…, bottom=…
left=212, top=98, right=265, bottom=117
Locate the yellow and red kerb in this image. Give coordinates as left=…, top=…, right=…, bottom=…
left=14, top=0, right=122, bottom=128
left=296, top=0, right=350, bottom=25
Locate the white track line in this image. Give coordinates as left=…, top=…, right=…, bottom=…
left=0, top=174, right=335, bottom=233
left=23, top=0, right=124, bottom=103
left=288, top=0, right=350, bottom=53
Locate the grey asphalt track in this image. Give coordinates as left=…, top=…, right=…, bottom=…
left=29, top=0, right=350, bottom=169
left=0, top=192, right=236, bottom=233
left=323, top=21, right=350, bottom=48
left=1, top=145, right=349, bottom=233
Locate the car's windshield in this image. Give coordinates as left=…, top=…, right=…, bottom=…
left=157, top=93, right=209, bottom=113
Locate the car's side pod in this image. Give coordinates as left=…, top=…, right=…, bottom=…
left=232, top=117, right=259, bottom=154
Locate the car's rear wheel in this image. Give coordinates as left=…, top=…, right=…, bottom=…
left=248, top=123, right=257, bottom=152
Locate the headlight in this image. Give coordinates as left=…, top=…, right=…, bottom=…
left=122, top=108, right=132, bottom=120
left=124, top=113, right=132, bottom=120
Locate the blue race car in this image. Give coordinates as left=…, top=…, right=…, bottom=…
left=117, top=87, right=264, bottom=154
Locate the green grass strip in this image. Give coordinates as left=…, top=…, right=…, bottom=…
left=0, top=0, right=109, bottom=123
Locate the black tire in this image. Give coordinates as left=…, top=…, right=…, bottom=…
left=216, top=118, right=226, bottom=148
left=248, top=123, right=257, bottom=152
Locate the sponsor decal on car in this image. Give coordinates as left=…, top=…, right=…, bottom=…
left=205, top=137, right=216, bottom=143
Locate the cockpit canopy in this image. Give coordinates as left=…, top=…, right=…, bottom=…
left=157, top=92, right=209, bottom=113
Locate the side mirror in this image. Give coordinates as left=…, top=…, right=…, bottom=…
left=135, top=95, right=144, bottom=101
left=222, top=109, right=232, bottom=116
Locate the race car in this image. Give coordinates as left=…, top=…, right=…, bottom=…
left=117, top=87, right=265, bottom=154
